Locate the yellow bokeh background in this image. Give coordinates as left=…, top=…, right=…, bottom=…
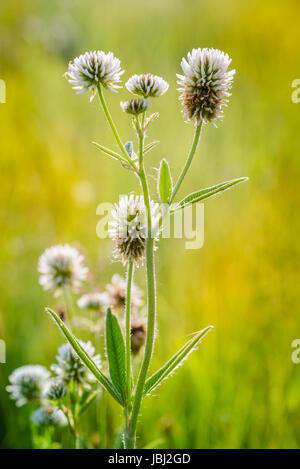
left=0, top=0, right=300, bottom=448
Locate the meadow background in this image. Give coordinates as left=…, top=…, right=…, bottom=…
left=0, top=0, right=300, bottom=449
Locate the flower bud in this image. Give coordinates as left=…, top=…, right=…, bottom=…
left=126, top=74, right=169, bottom=98
left=120, top=98, right=150, bottom=115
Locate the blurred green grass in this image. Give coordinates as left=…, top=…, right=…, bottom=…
left=1, top=0, right=300, bottom=448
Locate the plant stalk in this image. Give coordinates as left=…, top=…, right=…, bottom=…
left=170, top=121, right=203, bottom=203
left=127, top=121, right=156, bottom=448
left=125, top=262, right=134, bottom=399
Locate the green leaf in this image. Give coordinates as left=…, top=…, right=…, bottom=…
left=106, top=308, right=126, bottom=404
left=144, top=140, right=160, bottom=155
left=46, top=307, right=124, bottom=406
left=92, top=141, right=128, bottom=164
left=144, top=325, right=213, bottom=396
left=171, top=177, right=249, bottom=212
left=145, top=112, right=159, bottom=129
left=158, top=159, right=173, bottom=203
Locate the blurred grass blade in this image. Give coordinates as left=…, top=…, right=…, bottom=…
left=105, top=308, right=126, bottom=405
left=144, top=140, right=160, bottom=155
left=171, top=177, right=248, bottom=212
left=158, top=159, right=173, bottom=203
left=143, top=438, right=165, bottom=449
left=92, top=141, right=128, bottom=164
left=79, top=390, right=100, bottom=416
left=46, top=307, right=124, bottom=406
left=144, top=325, right=213, bottom=396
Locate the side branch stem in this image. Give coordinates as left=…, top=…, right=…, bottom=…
left=170, top=121, right=202, bottom=203
left=97, top=86, right=137, bottom=171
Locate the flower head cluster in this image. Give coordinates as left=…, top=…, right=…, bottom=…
left=120, top=98, right=150, bottom=115
left=51, top=341, right=101, bottom=386
left=77, top=291, right=107, bottom=311
left=102, top=274, right=143, bottom=311
left=177, top=48, right=235, bottom=125
left=38, top=244, right=88, bottom=296
left=7, top=365, right=50, bottom=407
left=109, top=194, right=161, bottom=266
left=31, top=406, right=68, bottom=428
left=126, top=74, right=169, bottom=98
left=46, top=379, right=68, bottom=400
left=65, top=50, right=124, bottom=100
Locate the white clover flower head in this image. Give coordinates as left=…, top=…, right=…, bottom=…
left=31, top=406, right=68, bottom=428
left=120, top=98, right=151, bottom=115
left=109, top=194, right=161, bottom=266
left=126, top=74, right=169, bottom=98
left=6, top=365, right=51, bottom=407
left=102, top=274, right=143, bottom=310
left=65, top=50, right=124, bottom=100
left=77, top=291, right=107, bottom=310
left=51, top=341, right=101, bottom=386
left=38, top=244, right=88, bottom=296
left=46, top=379, right=68, bottom=400
left=177, top=48, right=235, bottom=125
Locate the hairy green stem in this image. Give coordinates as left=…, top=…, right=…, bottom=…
left=125, top=262, right=134, bottom=399
left=124, top=261, right=134, bottom=448
left=127, top=123, right=156, bottom=448
left=68, top=381, right=80, bottom=449
left=61, top=405, right=79, bottom=448
left=63, top=286, right=75, bottom=323
left=170, top=121, right=203, bottom=203
left=97, top=86, right=137, bottom=171
left=75, top=432, right=81, bottom=449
